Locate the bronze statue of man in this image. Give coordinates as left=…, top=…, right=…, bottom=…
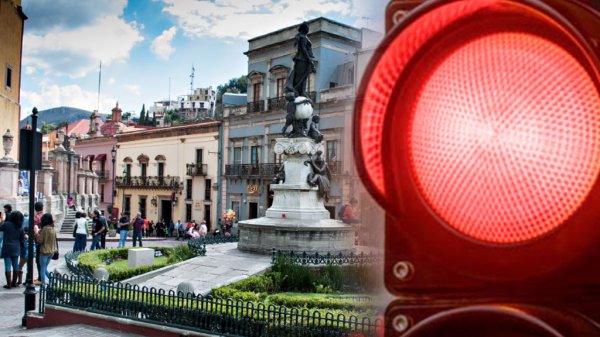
left=282, top=22, right=317, bottom=137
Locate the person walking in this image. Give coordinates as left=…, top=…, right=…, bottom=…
left=16, top=212, right=32, bottom=286
left=72, top=212, right=89, bottom=252
left=176, top=220, right=183, bottom=240
left=91, top=210, right=106, bottom=251
left=132, top=212, right=144, bottom=247
left=0, top=211, right=24, bottom=289
left=99, top=211, right=108, bottom=249
left=0, top=204, right=13, bottom=253
left=117, top=212, right=130, bottom=248
left=32, top=202, right=44, bottom=285
left=37, top=213, right=57, bottom=286
left=200, top=220, right=208, bottom=238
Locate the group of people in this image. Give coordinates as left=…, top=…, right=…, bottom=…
left=0, top=202, right=58, bottom=288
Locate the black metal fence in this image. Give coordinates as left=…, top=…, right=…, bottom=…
left=40, top=273, right=381, bottom=337
left=271, top=249, right=383, bottom=266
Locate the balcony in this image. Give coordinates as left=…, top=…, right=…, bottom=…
left=247, top=100, right=265, bottom=113
left=225, top=163, right=280, bottom=178
left=95, top=170, right=107, bottom=180
left=267, top=96, right=287, bottom=111
left=186, top=163, right=208, bottom=176
left=115, top=176, right=181, bottom=190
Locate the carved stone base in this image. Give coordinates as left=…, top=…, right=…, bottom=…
left=238, top=137, right=355, bottom=255
left=237, top=219, right=356, bottom=255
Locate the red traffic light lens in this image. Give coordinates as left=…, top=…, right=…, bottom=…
left=409, top=32, right=600, bottom=244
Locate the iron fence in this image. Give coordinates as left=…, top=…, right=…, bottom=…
left=40, top=273, right=381, bottom=337
left=271, top=249, right=383, bottom=266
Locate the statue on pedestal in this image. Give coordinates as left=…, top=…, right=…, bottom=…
left=304, top=151, right=331, bottom=202
left=282, top=22, right=317, bottom=138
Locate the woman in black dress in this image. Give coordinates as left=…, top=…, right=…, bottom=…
left=0, top=211, right=25, bottom=289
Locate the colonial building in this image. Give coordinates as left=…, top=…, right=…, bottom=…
left=76, top=103, right=128, bottom=213
left=178, top=87, right=217, bottom=121
left=222, top=17, right=376, bottom=222
left=114, top=122, right=220, bottom=230
left=0, top=0, right=25, bottom=160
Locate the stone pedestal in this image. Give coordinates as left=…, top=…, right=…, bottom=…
left=0, top=160, right=19, bottom=199
left=238, top=138, right=355, bottom=255
left=128, top=248, right=154, bottom=268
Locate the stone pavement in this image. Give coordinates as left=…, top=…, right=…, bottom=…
left=136, top=242, right=273, bottom=295
left=4, top=324, right=145, bottom=337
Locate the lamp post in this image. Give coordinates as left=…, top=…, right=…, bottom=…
left=122, top=168, right=127, bottom=214
left=111, top=145, right=116, bottom=212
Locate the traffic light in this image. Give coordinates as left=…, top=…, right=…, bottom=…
left=354, top=0, right=600, bottom=335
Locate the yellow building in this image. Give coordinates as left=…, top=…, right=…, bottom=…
left=114, top=122, right=220, bottom=231
left=0, top=0, right=26, bottom=160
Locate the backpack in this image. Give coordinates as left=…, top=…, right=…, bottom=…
left=338, top=204, right=347, bottom=220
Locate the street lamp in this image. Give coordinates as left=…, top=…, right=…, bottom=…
left=111, top=145, right=116, bottom=213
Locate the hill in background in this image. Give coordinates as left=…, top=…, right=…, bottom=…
left=19, top=106, right=108, bottom=128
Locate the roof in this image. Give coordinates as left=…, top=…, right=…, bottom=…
left=223, top=93, right=248, bottom=107
left=49, top=119, right=101, bottom=138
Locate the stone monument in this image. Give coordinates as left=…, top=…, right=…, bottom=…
left=237, top=22, right=355, bottom=255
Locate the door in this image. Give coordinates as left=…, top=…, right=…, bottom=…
left=249, top=202, right=258, bottom=219
left=161, top=200, right=172, bottom=225
left=204, top=205, right=211, bottom=232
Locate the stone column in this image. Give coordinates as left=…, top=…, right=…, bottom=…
left=0, top=161, right=19, bottom=199
left=37, top=161, right=55, bottom=197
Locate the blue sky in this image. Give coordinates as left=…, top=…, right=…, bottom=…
left=20, top=0, right=386, bottom=120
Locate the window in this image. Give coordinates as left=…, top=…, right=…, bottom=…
left=253, top=83, right=261, bottom=102
left=100, top=184, right=105, bottom=202
left=196, top=149, right=203, bottom=164
left=186, top=204, right=192, bottom=222
left=251, top=146, right=260, bottom=166
left=186, top=179, right=192, bottom=199
left=5, top=65, right=12, bottom=89
left=124, top=196, right=131, bottom=213
left=204, top=205, right=211, bottom=231
left=158, top=162, right=164, bottom=177
left=326, top=140, right=338, bottom=162
left=200, top=102, right=205, bottom=109
left=126, top=164, right=132, bottom=178
left=205, top=179, right=212, bottom=200
left=234, top=147, right=242, bottom=165
left=276, top=78, right=285, bottom=97
left=141, top=163, right=147, bottom=177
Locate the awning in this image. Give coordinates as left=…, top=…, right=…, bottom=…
left=95, top=154, right=107, bottom=161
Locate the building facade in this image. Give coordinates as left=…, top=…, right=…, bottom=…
left=114, top=122, right=220, bottom=230
left=0, top=0, right=26, bottom=160
left=222, top=18, right=369, bottom=222
left=178, top=87, right=217, bottom=121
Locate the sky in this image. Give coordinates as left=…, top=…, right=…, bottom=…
left=20, top=0, right=387, bottom=120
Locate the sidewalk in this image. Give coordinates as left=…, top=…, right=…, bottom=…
left=135, top=242, right=273, bottom=295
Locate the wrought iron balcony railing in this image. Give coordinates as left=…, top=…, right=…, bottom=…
left=267, top=92, right=317, bottom=112
left=186, top=163, right=208, bottom=176
left=225, top=163, right=281, bottom=177
left=246, top=100, right=265, bottom=113
left=115, top=175, right=181, bottom=189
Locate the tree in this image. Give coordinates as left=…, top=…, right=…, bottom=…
left=122, top=111, right=132, bottom=122
left=217, top=75, right=248, bottom=103
left=139, top=104, right=146, bottom=126
left=152, top=112, right=157, bottom=126
left=40, top=122, right=56, bottom=134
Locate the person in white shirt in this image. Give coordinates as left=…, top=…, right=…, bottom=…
left=73, top=212, right=89, bottom=252
left=199, top=221, right=208, bottom=238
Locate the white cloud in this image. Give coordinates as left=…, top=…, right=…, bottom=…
left=151, top=27, right=177, bottom=60
left=161, top=0, right=353, bottom=39
left=124, top=84, right=142, bottom=96
left=25, top=66, right=36, bottom=75
left=21, top=83, right=116, bottom=117
left=109, top=77, right=116, bottom=85
left=23, top=5, right=144, bottom=79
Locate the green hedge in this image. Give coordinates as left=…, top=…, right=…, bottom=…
left=76, top=245, right=196, bottom=282
left=266, top=293, right=374, bottom=311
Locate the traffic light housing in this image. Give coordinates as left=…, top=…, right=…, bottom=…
left=354, top=0, right=600, bottom=335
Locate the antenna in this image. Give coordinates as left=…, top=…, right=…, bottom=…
left=97, top=61, right=102, bottom=112
left=190, top=65, right=195, bottom=95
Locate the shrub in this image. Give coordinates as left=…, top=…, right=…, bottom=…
left=211, top=286, right=263, bottom=302
left=272, top=257, right=316, bottom=292
left=266, top=293, right=374, bottom=311
left=75, top=246, right=194, bottom=282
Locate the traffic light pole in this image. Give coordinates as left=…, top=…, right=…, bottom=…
left=23, top=108, right=38, bottom=326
